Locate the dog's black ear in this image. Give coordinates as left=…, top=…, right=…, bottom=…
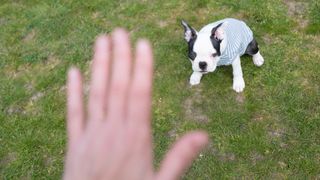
left=210, top=23, right=224, bottom=56
left=211, top=23, right=224, bottom=41
left=181, top=20, right=197, bottom=42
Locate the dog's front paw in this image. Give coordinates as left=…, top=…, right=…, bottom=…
left=253, top=53, right=264, bottom=67
left=190, top=76, right=201, bottom=85
left=189, top=73, right=202, bottom=85
left=233, top=77, right=245, bottom=93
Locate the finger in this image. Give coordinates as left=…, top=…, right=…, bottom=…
left=127, top=40, right=153, bottom=129
left=106, top=29, right=132, bottom=124
left=156, top=132, right=209, bottom=180
left=88, top=35, right=110, bottom=124
left=67, top=68, right=84, bottom=149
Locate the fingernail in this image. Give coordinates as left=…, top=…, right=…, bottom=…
left=68, top=67, right=79, bottom=79
left=113, top=28, right=128, bottom=42
left=95, top=35, right=109, bottom=51
left=193, top=132, right=209, bottom=147
left=137, top=39, right=151, bottom=50
left=94, top=35, right=110, bottom=60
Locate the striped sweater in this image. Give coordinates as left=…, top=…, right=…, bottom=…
left=211, top=18, right=253, bottom=66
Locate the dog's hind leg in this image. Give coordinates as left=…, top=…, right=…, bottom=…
left=245, top=38, right=264, bottom=67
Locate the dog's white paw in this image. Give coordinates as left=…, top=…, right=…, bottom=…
left=189, top=73, right=202, bottom=85
left=233, top=77, right=245, bottom=93
left=190, top=76, right=201, bottom=85
left=253, top=53, right=264, bottom=67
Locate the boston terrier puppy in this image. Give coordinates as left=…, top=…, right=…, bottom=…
left=181, top=18, right=264, bottom=93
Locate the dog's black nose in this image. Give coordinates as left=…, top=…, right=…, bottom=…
left=199, top=61, right=207, bottom=70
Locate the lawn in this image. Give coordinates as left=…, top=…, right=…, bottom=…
left=1, top=0, right=320, bottom=179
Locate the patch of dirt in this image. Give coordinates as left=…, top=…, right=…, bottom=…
left=21, top=56, right=59, bottom=112
left=59, top=85, right=66, bottom=92
left=311, top=34, right=320, bottom=44
left=262, top=34, right=273, bottom=45
left=0, top=152, right=17, bottom=166
left=301, top=78, right=310, bottom=87
left=250, top=151, right=264, bottom=165
left=183, top=98, right=209, bottom=123
left=45, top=54, right=60, bottom=68
left=270, top=173, right=287, bottom=179
left=252, top=113, right=264, bottom=122
left=268, top=128, right=285, bottom=138
left=278, top=161, right=288, bottom=168
left=4, top=54, right=60, bottom=80
left=0, top=18, right=7, bottom=26
left=267, top=123, right=288, bottom=148
left=306, top=35, right=320, bottom=53
left=30, top=92, right=44, bottom=102
left=283, top=0, right=309, bottom=29
left=43, top=154, right=53, bottom=167
left=23, top=91, right=45, bottom=115
left=235, top=93, right=245, bottom=104
left=158, top=20, right=168, bottom=28
left=92, top=12, right=101, bottom=19
left=24, top=83, right=34, bottom=92
left=284, top=0, right=306, bottom=17
left=279, top=142, right=288, bottom=148
left=23, top=29, right=36, bottom=42
left=167, top=128, right=178, bottom=139
left=206, top=141, right=236, bottom=162
left=298, top=77, right=319, bottom=94
left=183, top=86, right=209, bottom=123
left=262, top=34, right=285, bottom=46
left=6, top=106, right=25, bottom=115
left=218, top=152, right=236, bottom=162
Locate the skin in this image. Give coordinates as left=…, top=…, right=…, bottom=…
left=64, top=29, right=209, bottom=180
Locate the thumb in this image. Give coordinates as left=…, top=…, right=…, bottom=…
left=156, top=132, right=208, bottom=180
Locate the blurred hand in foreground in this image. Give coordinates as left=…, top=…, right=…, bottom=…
left=64, top=29, right=208, bottom=180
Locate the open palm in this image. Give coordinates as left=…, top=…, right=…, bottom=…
left=64, top=29, right=208, bottom=180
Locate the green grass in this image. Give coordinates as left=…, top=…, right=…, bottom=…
left=1, top=0, right=320, bottom=179
left=307, top=0, right=320, bottom=34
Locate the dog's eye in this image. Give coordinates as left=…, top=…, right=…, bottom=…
left=212, top=53, right=218, bottom=57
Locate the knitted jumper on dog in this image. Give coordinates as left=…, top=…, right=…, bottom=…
left=213, top=18, right=253, bottom=66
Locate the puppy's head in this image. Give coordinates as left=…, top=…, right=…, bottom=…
left=181, top=20, right=225, bottom=73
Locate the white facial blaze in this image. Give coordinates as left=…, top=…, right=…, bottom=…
left=191, top=33, right=219, bottom=72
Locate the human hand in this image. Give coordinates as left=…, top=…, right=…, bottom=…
left=64, top=29, right=208, bottom=180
